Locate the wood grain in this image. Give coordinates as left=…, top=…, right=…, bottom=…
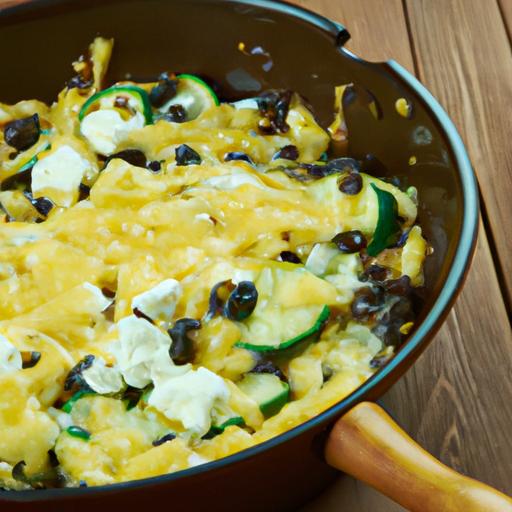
left=498, top=0, right=512, bottom=43
left=1, top=0, right=511, bottom=510
left=404, top=0, right=512, bottom=309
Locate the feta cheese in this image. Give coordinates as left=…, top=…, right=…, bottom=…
left=148, top=367, right=230, bottom=437
left=202, top=172, right=265, bottom=190
left=110, top=315, right=186, bottom=389
left=31, top=145, right=94, bottom=207
left=0, top=334, right=22, bottom=374
left=82, top=282, right=113, bottom=312
left=82, top=357, right=124, bottom=394
left=131, top=279, right=182, bottom=323
left=80, top=110, right=145, bottom=155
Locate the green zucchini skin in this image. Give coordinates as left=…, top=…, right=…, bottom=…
left=367, top=183, right=401, bottom=256
left=237, top=373, right=290, bottom=418
left=235, top=305, right=330, bottom=354
left=78, top=85, right=154, bottom=124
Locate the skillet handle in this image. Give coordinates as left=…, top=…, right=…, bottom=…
left=325, top=402, right=512, bottom=512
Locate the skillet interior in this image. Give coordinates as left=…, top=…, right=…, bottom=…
left=0, top=0, right=478, bottom=508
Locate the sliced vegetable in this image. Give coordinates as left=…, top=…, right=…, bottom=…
left=237, top=373, right=289, bottom=418
left=62, top=389, right=95, bottom=413
left=236, top=305, right=330, bottom=353
left=66, top=425, right=91, bottom=441
left=3, top=114, right=40, bottom=151
left=223, top=281, right=258, bottom=321
left=235, top=266, right=334, bottom=352
left=158, top=74, right=219, bottom=121
left=366, top=183, right=401, bottom=256
left=78, top=85, right=153, bottom=124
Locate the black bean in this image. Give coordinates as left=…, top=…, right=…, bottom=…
left=21, top=351, right=41, bottom=369
left=251, top=360, right=286, bottom=381
left=67, top=75, right=93, bottom=90
left=372, top=321, right=402, bottom=347
left=168, top=318, right=201, bottom=365
left=369, top=350, right=393, bottom=369
left=64, top=355, right=95, bottom=392
left=332, top=230, right=367, bottom=253
left=152, top=433, right=176, bottom=447
left=351, top=287, right=385, bottom=321
left=224, top=152, right=254, bottom=164
left=78, top=183, right=91, bottom=201
left=273, top=145, right=299, bottom=161
left=327, top=158, right=361, bottom=173
left=147, top=160, right=161, bottom=173
left=175, top=144, right=201, bottom=166
left=206, top=280, right=235, bottom=320
left=363, top=264, right=390, bottom=282
left=101, top=287, right=116, bottom=298
left=163, top=104, right=187, bottom=123
left=105, top=149, right=147, bottom=169
left=79, top=480, right=88, bottom=488
left=382, top=275, right=412, bottom=296
left=47, top=449, right=59, bottom=468
left=12, top=461, right=27, bottom=482
left=224, top=281, right=258, bottom=321
left=149, top=73, right=178, bottom=108
left=30, top=197, right=54, bottom=217
left=338, top=172, right=363, bottom=195
left=4, top=114, right=40, bottom=151
left=257, top=89, right=292, bottom=134
left=279, top=251, right=302, bottom=264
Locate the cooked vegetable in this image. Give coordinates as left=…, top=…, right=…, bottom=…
left=157, top=74, right=219, bottom=121
left=62, top=389, right=95, bottom=413
left=338, top=172, right=362, bottom=195
left=78, top=85, right=153, bottom=124
left=168, top=318, right=201, bottom=365
left=237, top=373, right=290, bottom=418
left=332, top=230, right=367, bottom=254
left=105, top=149, right=147, bottom=168
left=366, top=183, right=401, bottom=256
left=223, top=281, right=258, bottom=322
left=64, top=355, right=95, bottom=392
left=66, top=426, right=91, bottom=441
left=224, top=152, right=254, bottom=164
left=149, top=72, right=178, bottom=108
left=175, top=144, right=201, bottom=166
left=279, top=251, right=302, bottom=264
left=152, top=433, right=176, bottom=446
left=3, top=114, right=40, bottom=151
left=21, top=351, right=41, bottom=369
left=273, top=145, right=299, bottom=161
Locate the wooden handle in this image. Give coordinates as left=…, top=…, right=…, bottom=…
left=325, top=402, right=512, bottom=512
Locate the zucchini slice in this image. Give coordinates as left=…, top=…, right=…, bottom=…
left=159, top=74, right=219, bottom=120
left=237, top=373, right=290, bottom=418
left=79, top=85, right=153, bottom=124
left=234, top=265, right=334, bottom=352
left=366, top=183, right=401, bottom=256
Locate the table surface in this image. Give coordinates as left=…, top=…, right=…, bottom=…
left=1, top=0, right=511, bottom=510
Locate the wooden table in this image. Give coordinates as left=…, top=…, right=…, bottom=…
left=1, top=0, right=511, bottom=510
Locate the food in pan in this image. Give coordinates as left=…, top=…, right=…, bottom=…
left=0, top=38, right=427, bottom=489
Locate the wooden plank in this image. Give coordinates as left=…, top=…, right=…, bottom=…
left=404, top=0, right=512, bottom=308
left=498, top=0, right=512, bottom=42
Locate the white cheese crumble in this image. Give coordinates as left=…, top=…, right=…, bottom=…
left=148, top=366, right=230, bottom=438
left=0, top=334, right=22, bottom=374
left=201, top=172, right=265, bottom=190
left=80, top=110, right=145, bottom=155
left=109, top=315, right=186, bottom=389
left=131, top=279, right=182, bottom=323
left=31, top=145, right=94, bottom=207
left=82, top=282, right=113, bottom=312
left=82, top=357, right=124, bottom=395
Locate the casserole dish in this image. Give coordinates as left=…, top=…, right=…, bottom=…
left=0, top=0, right=509, bottom=510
